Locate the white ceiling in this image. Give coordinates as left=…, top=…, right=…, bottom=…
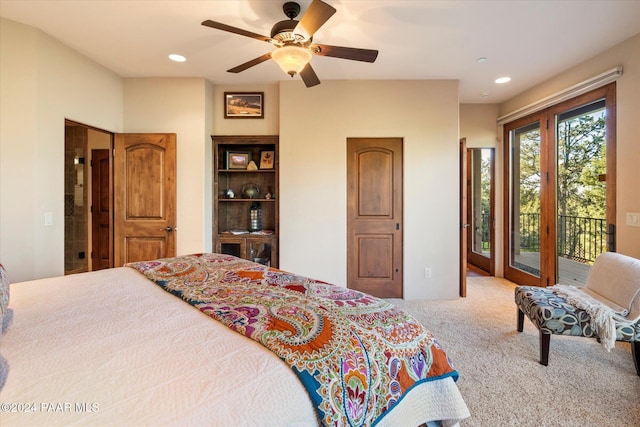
left=2, top=0, right=639, bottom=103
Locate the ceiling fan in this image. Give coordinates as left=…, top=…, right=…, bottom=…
left=202, top=0, right=379, bottom=88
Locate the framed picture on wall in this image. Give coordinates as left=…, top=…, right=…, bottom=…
left=224, top=92, right=264, bottom=119
left=259, top=151, right=275, bottom=169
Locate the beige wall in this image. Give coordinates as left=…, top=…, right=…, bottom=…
left=460, top=104, right=500, bottom=148
left=122, top=77, right=214, bottom=255
left=499, top=33, right=640, bottom=259
left=3, top=15, right=637, bottom=290
left=0, top=18, right=123, bottom=282
left=211, top=84, right=280, bottom=135
left=0, top=20, right=216, bottom=281
left=279, top=80, right=461, bottom=299
left=459, top=103, right=504, bottom=274
left=203, top=80, right=215, bottom=252
left=207, top=80, right=462, bottom=300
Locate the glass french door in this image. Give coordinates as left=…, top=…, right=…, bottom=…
left=466, top=148, right=494, bottom=274
left=555, top=99, right=610, bottom=285
left=505, top=118, right=546, bottom=286
left=504, top=84, right=616, bottom=287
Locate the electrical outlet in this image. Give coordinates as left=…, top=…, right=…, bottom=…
left=424, top=268, right=432, bottom=279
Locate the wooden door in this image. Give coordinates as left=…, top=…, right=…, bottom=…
left=91, top=149, right=111, bottom=270
left=460, top=139, right=468, bottom=297
left=347, top=138, right=403, bottom=298
left=113, top=133, right=177, bottom=266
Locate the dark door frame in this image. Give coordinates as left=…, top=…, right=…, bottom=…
left=64, top=119, right=114, bottom=273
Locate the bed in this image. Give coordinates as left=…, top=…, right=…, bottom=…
left=0, top=253, right=469, bottom=426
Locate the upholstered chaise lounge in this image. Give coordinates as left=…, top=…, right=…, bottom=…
left=514, top=252, right=640, bottom=376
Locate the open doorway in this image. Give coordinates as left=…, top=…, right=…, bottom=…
left=466, top=148, right=495, bottom=276
left=64, top=120, right=112, bottom=274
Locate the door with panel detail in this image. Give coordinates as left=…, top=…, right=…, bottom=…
left=347, top=138, right=403, bottom=298
left=91, top=149, right=112, bottom=270
left=114, top=134, right=177, bottom=266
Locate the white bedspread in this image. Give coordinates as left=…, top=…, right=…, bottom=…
left=0, top=267, right=468, bottom=426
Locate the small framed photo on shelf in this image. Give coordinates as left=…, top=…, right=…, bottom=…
left=226, top=151, right=251, bottom=169
left=224, top=92, right=264, bottom=119
left=260, top=151, right=275, bottom=169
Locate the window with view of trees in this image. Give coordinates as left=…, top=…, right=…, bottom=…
left=504, top=84, right=615, bottom=287
left=556, top=101, right=607, bottom=263
left=478, top=150, right=492, bottom=251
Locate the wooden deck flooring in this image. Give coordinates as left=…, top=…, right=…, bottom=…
left=513, top=252, right=591, bottom=286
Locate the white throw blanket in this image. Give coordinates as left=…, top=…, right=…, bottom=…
left=550, top=284, right=627, bottom=352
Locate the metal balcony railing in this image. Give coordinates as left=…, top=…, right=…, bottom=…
left=556, top=214, right=606, bottom=263
left=479, top=213, right=606, bottom=264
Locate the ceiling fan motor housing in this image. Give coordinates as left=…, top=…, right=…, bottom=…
left=270, top=19, right=300, bottom=42
left=271, top=2, right=307, bottom=44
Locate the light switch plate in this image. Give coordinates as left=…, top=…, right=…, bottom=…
left=44, top=212, right=53, bottom=226
left=626, top=212, right=640, bottom=227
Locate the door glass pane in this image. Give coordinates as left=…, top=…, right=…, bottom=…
left=249, top=241, right=272, bottom=266
left=556, top=100, right=606, bottom=285
left=509, top=122, right=541, bottom=277
left=470, top=149, right=492, bottom=258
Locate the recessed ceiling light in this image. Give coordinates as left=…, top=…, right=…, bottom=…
left=476, top=57, right=488, bottom=63
left=168, top=54, right=186, bottom=62
left=480, top=92, right=489, bottom=98
left=495, top=76, right=511, bottom=84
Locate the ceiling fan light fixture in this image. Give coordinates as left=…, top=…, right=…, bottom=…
left=271, top=45, right=312, bottom=77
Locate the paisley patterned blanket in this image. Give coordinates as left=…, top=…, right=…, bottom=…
left=127, top=253, right=459, bottom=426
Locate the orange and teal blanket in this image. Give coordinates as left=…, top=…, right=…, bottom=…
left=128, top=253, right=459, bottom=426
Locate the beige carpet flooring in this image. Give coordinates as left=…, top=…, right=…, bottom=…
left=389, top=276, right=640, bottom=426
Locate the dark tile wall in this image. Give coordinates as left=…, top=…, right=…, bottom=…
left=64, top=125, right=88, bottom=274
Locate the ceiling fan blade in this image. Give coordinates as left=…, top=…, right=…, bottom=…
left=202, top=20, right=272, bottom=43
left=227, top=53, right=272, bottom=73
left=300, top=63, right=321, bottom=88
left=312, top=44, right=379, bottom=63
left=294, top=0, right=337, bottom=40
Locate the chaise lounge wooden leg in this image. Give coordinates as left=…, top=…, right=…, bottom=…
left=539, top=331, right=550, bottom=366
left=517, top=308, right=524, bottom=332
left=632, top=341, right=640, bottom=377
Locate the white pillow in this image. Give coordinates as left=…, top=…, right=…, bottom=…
left=0, top=263, right=9, bottom=324
left=586, top=252, right=640, bottom=319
